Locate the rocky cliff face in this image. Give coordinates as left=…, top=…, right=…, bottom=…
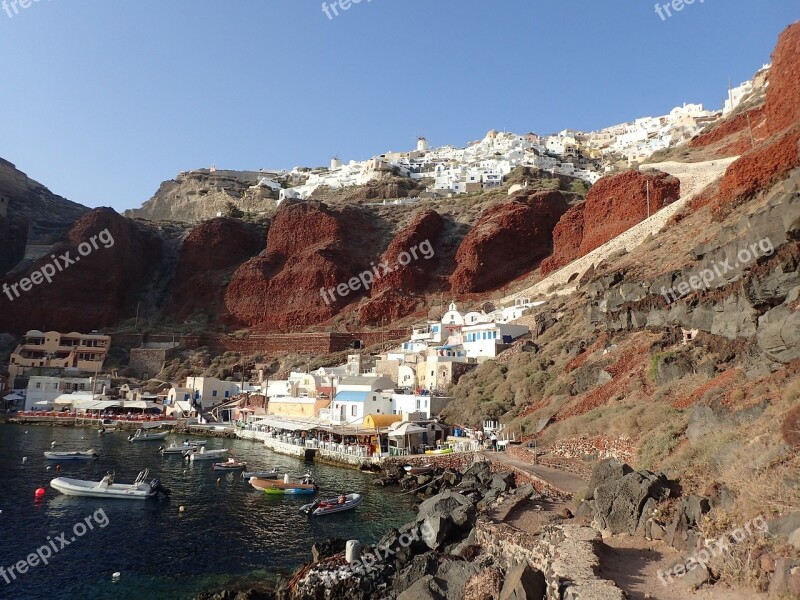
left=223, top=202, right=376, bottom=330
left=358, top=209, right=444, bottom=323
left=450, top=190, right=570, bottom=294
left=0, top=208, right=162, bottom=334
left=124, top=169, right=277, bottom=223
left=541, top=171, right=680, bottom=276
left=168, top=217, right=264, bottom=321
left=0, top=158, right=88, bottom=276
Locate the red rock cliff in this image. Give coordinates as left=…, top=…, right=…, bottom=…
left=358, top=209, right=444, bottom=324
left=169, top=217, right=263, bottom=320
left=450, top=190, right=570, bottom=295
left=0, top=208, right=162, bottom=334
left=223, top=202, right=371, bottom=330
left=540, top=170, right=680, bottom=276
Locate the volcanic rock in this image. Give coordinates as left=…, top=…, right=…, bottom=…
left=449, top=190, right=569, bottom=294
left=0, top=208, right=162, bottom=333
left=169, top=217, right=263, bottom=320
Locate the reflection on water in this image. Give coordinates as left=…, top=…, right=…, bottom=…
left=0, top=425, right=415, bottom=599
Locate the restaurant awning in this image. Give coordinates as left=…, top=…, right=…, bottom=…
left=252, top=417, right=317, bottom=432
left=387, top=422, right=427, bottom=437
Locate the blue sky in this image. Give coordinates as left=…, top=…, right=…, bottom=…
left=0, top=1, right=796, bottom=212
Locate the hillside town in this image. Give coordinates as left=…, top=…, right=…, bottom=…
left=262, top=73, right=767, bottom=205
left=4, top=299, right=539, bottom=462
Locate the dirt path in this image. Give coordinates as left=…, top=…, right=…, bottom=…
left=598, top=534, right=768, bottom=600
left=480, top=450, right=587, bottom=496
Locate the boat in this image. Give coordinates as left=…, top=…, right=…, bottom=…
left=128, top=429, right=170, bottom=442
left=159, top=443, right=189, bottom=455
left=50, top=469, right=170, bottom=500
left=184, top=447, right=229, bottom=461
left=43, top=450, right=99, bottom=460
left=300, top=493, right=363, bottom=516
left=404, top=465, right=433, bottom=475
left=424, top=447, right=453, bottom=455
left=213, top=458, right=247, bottom=471
left=241, top=468, right=279, bottom=480
left=97, top=427, right=117, bottom=435
left=250, top=474, right=318, bottom=495
left=182, top=439, right=206, bottom=447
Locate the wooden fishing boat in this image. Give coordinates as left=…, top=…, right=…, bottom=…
left=249, top=474, right=318, bottom=495
left=300, top=493, right=363, bottom=516
left=213, top=458, right=247, bottom=471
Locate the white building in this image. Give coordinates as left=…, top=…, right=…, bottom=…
left=185, top=377, right=239, bottom=409
left=461, top=322, right=530, bottom=358
left=24, top=375, right=111, bottom=411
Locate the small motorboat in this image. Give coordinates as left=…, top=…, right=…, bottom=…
left=213, top=458, right=247, bottom=471
left=50, top=469, right=170, bottom=500
left=128, top=429, right=170, bottom=442
left=44, top=450, right=99, bottom=460
left=241, top=468, right=279, bottom=480
left=185, top=447, right=228, bottom=461
left=250, top=474, right=318, bottom=495
left=182, top=439, right=206, bottom=447
left=97, top=427, right=117, bottom=436
left=404, top=465, right=433, bottom=475
left=301, top=493, right=363, bottom=516
left=159, top=443, right=189, bottom=456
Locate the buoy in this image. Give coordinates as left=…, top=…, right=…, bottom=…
left=112, top=572, right=120, bottom=581
left=216, top=478, right=221, bottom=485
left=56, top=465, right=61, bottom=471
left=46, top=466, right=51, bottom=471
left=179, top=506, right=185, bottom=513
left=22, top=457, right=27, bottom=464
left=34, top=488, right=45, bottom=499
left=51, top=441, right=57, bottom=447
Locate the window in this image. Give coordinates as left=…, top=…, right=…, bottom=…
left=35, top=382, right=41, bottom=389
left=212, top=390, right=217, bottom=397
left=351, top=405, right=357, bottom=416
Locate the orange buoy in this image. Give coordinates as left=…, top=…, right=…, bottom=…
left=35, top=488, right=46, bottom=498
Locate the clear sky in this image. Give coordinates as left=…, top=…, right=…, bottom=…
left=0, top=1, right=796, bottom=212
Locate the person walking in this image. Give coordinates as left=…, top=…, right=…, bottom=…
left=490, top=432, right=498, bottom=452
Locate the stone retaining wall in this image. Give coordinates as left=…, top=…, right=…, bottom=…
left=476, top=520, right=625, bottom=600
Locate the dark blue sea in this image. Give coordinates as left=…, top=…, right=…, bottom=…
left=0, top=424, right=416, bottom=599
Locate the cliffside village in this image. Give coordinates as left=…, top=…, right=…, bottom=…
left=1, top=300, right=539, bottom=459
left=257, top=76, right=767, bottom=205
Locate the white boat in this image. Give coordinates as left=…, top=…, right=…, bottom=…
left=128, top=429, right=170, bottom=442
left=182, top=439, right=207, bottom=447
left=185, top=447, right=228, bottom=461
left=50, top=470, right=170, bottom=500
left=213, top=458, right=246, bottom=471
left=44, top=450, right=99, bottom=460
left=159, top=443, right=188, bottom=455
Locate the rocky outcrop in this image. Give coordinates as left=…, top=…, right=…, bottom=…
left=0, top=157, right=88, bottom=244
left=541, top=171, right=680, bottom=275
left=224, top=202, right=372, bottom=329
left=0, top=213, right=28, bottom=276
left=169, top=217, right=263, bottom=320
left=0, top=208, right=162, bottom=333
left=576, top=459, right=671, bottom=536
left=283, top=461, right=622, bottom=600
left=125, top=169, right=276, bottom=223
left=585, top=177, right=800, bottom=363
left=450, top=190, right=569, bottom=294
left=358, top=209, right=444, bottom=324
left=765, top=22, right=800, bottom=138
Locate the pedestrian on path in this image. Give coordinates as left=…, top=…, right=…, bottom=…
left=490, top=432, right=497, bottom=451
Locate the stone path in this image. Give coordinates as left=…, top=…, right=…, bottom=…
left=480, top=450, right=587, bottom=497
left=502, top=157, right=739, bottom=302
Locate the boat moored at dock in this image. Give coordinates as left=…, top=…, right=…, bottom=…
left=50, top=469, right=170, bottom=500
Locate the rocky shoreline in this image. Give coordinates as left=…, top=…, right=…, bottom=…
left=195, top=456, right=800, bottom=600
left=201, top=458, right=620, bottom=600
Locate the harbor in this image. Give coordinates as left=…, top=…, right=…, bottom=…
left=0, top=424, right=417, bottom=600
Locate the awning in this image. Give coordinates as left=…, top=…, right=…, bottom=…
left=388, top=422, right=427, bottom=437
left=3, top=393, right=23, bottom=401
left=124, top=401, right=161, bottom=410
left=74, top=400, right=120, bottom=411
left=252, top=417, right=318, bottom=432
